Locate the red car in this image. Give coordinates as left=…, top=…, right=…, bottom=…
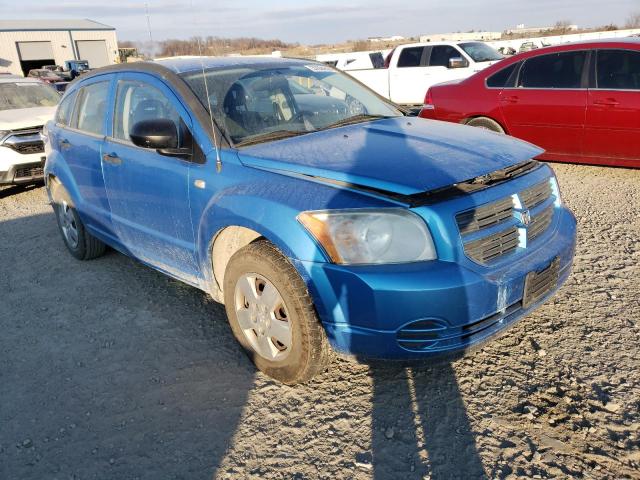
left=419, top=39, right=640, bottom=168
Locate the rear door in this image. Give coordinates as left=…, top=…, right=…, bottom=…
left=389, top=46, right=428, bottom=105
left=58, top=77, right=114, bottom=233
left=584, top=48, right=640, bottom=164
left=101, top=73, right=200, bottom=282
left=499, top=50, right=588, bottom=158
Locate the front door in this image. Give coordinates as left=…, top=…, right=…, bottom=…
left=499, top=50, right=589, bottom=159
left=101, top=73, right=200, bottom=283
left=584, top=48, right=640, bottom=166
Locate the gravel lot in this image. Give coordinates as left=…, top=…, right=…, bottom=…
left=1, top=163, right=639, bottom=480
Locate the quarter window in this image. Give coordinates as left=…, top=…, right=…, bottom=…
left=75, top=81, right=110, bottom=135
left=113, top=80, right=193, bottom=150
left=596, top=49, right=640, bottom=90
left=55, top=91, right=76, bottom=126
left=486, top=63, right=519, bottom=88
left=518, top=51, right=587, bottom=89
left=429, top=46, right=466, bottom=68
left=397, top=47, right=425, bottom=68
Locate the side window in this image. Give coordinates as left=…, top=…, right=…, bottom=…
left=75, top=81, right=109, bottom=135
left=55, top=91, right=76, bottom=126
left=596, top=49, right=640, bottom=90
left=429, top=46, right=466, bottom=68
left=518, top=51, right=587, bottom=89
left=486, top=63, right=519, bottom=88
left=113, top=80, right=191, bottom=149
left=397, top=47, right=425, bottom=68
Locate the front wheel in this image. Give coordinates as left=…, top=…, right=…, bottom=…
left=223, top=240, right=331, bottom=384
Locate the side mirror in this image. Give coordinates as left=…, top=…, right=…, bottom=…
left=448, top=57, right=468, bottom=69
left=130, top=119, right=191, bottom=158
left=130, top=119, right=178, bottom=149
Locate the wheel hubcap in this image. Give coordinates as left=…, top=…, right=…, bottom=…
left=234, top=273, right=292, bottom=361
left=58, top=200, right=79, bottom=248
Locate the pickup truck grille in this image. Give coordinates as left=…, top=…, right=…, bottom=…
left=2, top=127, right=45, bottom=155
left=456, top=179, right=555, bottom=265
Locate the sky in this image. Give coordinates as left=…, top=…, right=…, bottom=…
left=3, top=0, right=639, bottom=44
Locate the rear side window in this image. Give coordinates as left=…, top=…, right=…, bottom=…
left=429, top=46, right=466, bottom=68
left=518, top=51, right=587, bottom=89
left=596, top=49, right=640, bottom=90
left=397, top=47, right=425, bottom=68
left=55, top=91, right=76, bottom=126
left=486, top=63, right=519, bottom=88
left=75, top=81, right=110, bottom=135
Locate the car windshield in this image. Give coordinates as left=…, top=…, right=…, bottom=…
left=0, top=82, right=59, bottom=111
left=458, top=42, right=503, bottom=62
left=180, top=63, right=401, bottom=146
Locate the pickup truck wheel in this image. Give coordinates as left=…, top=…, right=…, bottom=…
left=466, top=117, right=505, bottom=134
left=51, top=185, right=106, bottom=260
left=223, top=240, right=331, bottom=384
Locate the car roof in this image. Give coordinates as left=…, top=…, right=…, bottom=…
left=512, top=37, right=640, bottom=58
left=153, top=56, right=314, bottom=74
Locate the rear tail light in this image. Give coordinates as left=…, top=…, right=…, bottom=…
left=422, top=88, right=435, bottom=110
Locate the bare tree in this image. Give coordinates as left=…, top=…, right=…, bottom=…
left=625, top=11, right=640, bottom=29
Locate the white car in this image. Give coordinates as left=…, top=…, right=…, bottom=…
left=0, top=76, right=58, bottom=185
left=346, top=41, right=504, bottom=106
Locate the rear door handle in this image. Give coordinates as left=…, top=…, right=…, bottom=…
left=501, top=95, right=519, bottom=104
left=593, top=98, right=619, bottom=107
left=102, top=152, right=122, bottom=165
left=59, top=139, right=71, bottom=150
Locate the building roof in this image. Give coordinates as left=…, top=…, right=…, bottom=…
left=0, top=19, right=114, bottom=32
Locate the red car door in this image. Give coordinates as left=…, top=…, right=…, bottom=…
left=499, top=50, right=588, bottom=159
left=584, top=48, right=640, bottom=167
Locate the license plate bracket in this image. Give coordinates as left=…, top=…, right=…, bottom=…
left=522, top=256, right=560, bottom=309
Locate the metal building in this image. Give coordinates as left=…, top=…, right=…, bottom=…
left=0, top=19, right=118, bottom=76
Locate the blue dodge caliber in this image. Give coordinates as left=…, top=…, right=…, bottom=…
left=44, top=58, right=577, bottom=384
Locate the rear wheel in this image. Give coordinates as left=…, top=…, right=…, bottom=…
left=466, top=117, right=505, bottom=134
left=51, top=182, right=106, bottom=260
left=223, top=240, right=331, bottom=384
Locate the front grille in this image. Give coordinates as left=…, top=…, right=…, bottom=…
left=11, top=141, right=44, bottom=155
left=456, top=196, right=513, bottom=234
left=464, top=226, right=519, bottom=264
left=14, top=164, right=44, bottom=179
left=520, top=180, right=552, bottom=209
left=456, top=178, right=556, bottom=265
left=528, top=205, right=554, bottom=242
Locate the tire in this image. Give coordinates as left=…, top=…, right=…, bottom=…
left=51, top=182, right=106, bottom=261
left=466, top=117, right=505, bottom=134
left=223, top=240, right=331, bottom=384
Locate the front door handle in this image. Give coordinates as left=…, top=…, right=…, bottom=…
left=501, top=95, right=519, bottom=104
left=59, top=139, right=71, bottom=150
left=593, top=98, right=619, bottom=107
left=102, top=153, right=122, bottom=165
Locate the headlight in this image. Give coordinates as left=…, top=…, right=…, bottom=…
left=298, top=209, right=437, bottom=265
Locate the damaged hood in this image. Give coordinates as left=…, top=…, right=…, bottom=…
left=238, top=117, right=543, bottom=196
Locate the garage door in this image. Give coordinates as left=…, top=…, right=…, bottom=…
left=75, top=40, right=110, bottom=69
left=17, top=41, right=54, bottom=61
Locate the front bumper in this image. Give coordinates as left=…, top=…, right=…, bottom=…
left=0, top=148, right=46, bottom=185
left=295, top=207, right=576, bottom=360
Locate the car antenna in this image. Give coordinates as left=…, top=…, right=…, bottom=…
left=191, top=0, right=223, bottom=172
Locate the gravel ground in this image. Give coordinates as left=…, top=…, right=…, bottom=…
left=0, top=163, right=639, bottom=480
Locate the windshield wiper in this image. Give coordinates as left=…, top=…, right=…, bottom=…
left=234, top=129, right=310, bottom=147
left=319, top=114, right=393, bottom=131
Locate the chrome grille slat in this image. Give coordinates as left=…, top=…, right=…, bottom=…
left=520, top=181, right=552, bottom=209
left=456, top=197, right=513, bottom=234
left=464, top=227, right=519, bottom=264
left=527, top=205, right=554, bottom=242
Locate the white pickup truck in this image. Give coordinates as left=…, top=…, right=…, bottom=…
left=345, top=41, right=504, bottom=106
